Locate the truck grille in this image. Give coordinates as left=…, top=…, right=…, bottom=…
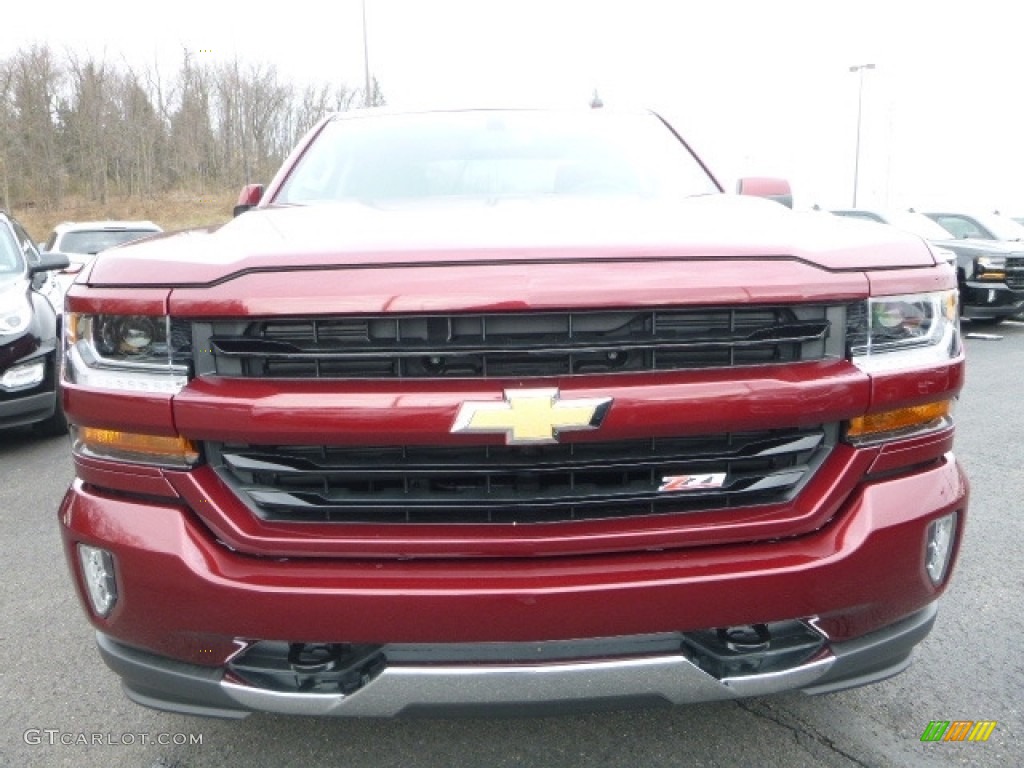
left=1007, top=255, right=1024, bottom=290
left=201, top=306, right=835, bottom=379
left=210, top=426, right=834, bottom=524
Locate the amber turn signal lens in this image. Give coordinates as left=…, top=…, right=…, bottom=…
left=76, top=426, right=199, bottom=466
left=847, top=400, right=951, bottom=440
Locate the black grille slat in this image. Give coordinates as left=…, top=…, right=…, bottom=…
left=211, top=427, right=832, bottom=525
left=222, top=432, right=823, bottom=475
left=207, top=308, right=831, bottom=379
left=213, top=329, right=826, bottom=359
left=1007, top=256, right=1024, bottom=290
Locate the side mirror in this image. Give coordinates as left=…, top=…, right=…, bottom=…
left=736, top=177, right=793, bottom=209
left=234, top=183, right=265, bottom=217
left=29, top=252, right=71, bottom=275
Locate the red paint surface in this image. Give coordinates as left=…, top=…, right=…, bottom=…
left=60, top=456, right=967, bottom=666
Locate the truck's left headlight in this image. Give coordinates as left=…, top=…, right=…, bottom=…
left=845, top=290, right=960, bottom=444
left=847, top=290, right=960, bottom=374
left=66, top=313, right=191, bottom=393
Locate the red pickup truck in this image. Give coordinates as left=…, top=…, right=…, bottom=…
left=59, top=107, right=967, bottom=718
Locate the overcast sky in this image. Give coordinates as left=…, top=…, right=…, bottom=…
left=5, top=0, right=1022, bottom=212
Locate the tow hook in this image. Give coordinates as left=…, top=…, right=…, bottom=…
left=283, top=642, right=386, bottom=694
left=718, top=624, right=771, bottom=653
left=288, top=643, right=348, bottom=674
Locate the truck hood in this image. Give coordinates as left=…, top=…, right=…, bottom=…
left=86, top=195, right=935, bottom=287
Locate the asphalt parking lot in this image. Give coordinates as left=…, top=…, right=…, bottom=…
left=1, top=321, right=1021, bottom=768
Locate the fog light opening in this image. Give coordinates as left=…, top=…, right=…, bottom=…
left=78, top=544, right=118, bottom=617
left=925, top=511, right=957, bottom=586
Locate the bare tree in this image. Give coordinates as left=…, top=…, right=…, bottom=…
left=0, top=58, right=15, bottom=208
left=61, top=54, right=115, bottom=203
left=167, top=49, right=216, bottom=191
left=0, top=43, right=381, bottom=208
left=5, top=46, right=65, bottom=208
left=214, top=59, right=291, bottom=185
left=113, top=68, right=165, bottom=196
left=364, top=75, right=386, bottom=108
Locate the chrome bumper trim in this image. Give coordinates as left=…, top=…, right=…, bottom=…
left=220, top=652, right=835, bottom=717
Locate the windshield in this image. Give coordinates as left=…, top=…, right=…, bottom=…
left=56, top=229, right=158, bottom=255
left=931, top=212, right=1024, bottom=241
left=976, top=214, right=1024, bottom=240
left=0, top=224, right=25, bottom=277
left=276, top=110, right=721, bottom=204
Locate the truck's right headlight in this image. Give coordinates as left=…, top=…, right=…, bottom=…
left=66, top=313, right=191, bottom=393
left=847, top=290, right=960, bottom=374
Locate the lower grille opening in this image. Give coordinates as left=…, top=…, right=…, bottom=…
left=209, top=426, right=835, bottom=525
left=227, top=621, right=827, bottom=696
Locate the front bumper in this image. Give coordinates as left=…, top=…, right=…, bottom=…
left=960, top=280, right=1024, bottom=320
left=0, top=389, right=57, bottom=429
left=0, top=349, right=58, bottom=430
left=97, top=604, right=937, bottom=718
left=60, top=452, right=966, bottom=717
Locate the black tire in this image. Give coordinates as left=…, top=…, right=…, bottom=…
left=967, top=316, right=1007, bottom=326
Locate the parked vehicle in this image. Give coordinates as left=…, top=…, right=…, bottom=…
left=832, top=208, right=1024, bottom=324
left=59, top=107, right=967, bottom=718
left=921, top=210, right=1024, bottom=242
left=0, top=210, right=69, bottom=433
left=44, top=220, right=162, bottom=300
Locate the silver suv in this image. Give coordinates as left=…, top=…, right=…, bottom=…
left=44, top=220, right=163, bottom=300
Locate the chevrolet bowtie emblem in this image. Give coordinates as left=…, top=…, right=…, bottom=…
left=451, top=388, right=612, bottom=444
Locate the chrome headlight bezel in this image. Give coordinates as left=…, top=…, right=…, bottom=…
left=974, top=254, right=1007, bottom=281
left=848, top=290, right=960, bottom=374
left=976, top=254, right=1006, bottom=271
left=66, top=313, right=191, bottom=394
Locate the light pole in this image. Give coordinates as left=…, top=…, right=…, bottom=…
left=849, top=63, right=875, bottom=207
left=362, top=0, right=372, bottom=107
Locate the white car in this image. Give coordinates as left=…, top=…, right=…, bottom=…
left=44, top=220, right=163, bottom=301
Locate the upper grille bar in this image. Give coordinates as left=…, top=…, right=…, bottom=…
left=201, top=307, right=835, bottom=379
left=210, top=322, right=829, bottom=359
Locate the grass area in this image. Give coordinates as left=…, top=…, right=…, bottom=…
left=10, top=190, right=239, bottom=244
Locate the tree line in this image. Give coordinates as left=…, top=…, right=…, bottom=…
left=0, top=44, right=384, bottom=210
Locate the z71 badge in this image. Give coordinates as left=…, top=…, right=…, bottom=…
left=658, top=473, right=727, bottom=492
